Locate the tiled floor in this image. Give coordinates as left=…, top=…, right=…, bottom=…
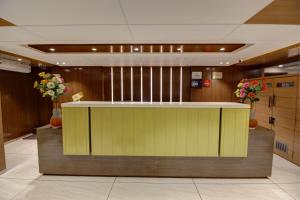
left=1, top=135, right=300, bottom=200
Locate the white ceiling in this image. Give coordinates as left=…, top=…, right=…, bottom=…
left=0, top=0, right=299, bottom=67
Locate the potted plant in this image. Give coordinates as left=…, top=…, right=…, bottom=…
left=34, top=72, right=68, bottom=128
left=234, top=79, right=266, bottom=129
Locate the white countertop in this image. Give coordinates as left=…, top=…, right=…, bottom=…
left=61, top=101, right=250, bottom=109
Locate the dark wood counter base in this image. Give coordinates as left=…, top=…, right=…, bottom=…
left=37, top=127, right=274, bottom=177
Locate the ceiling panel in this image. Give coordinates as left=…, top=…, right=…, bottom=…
left=23, top=25, right=133, bottom=41
left=91, top=54, right=142, bottom=66
left=120, top=0, right=273, bottom=25
left=0, top=27, right=43, bottom=42
left=130, top=25, right=237, bottom=41
left=1, top=42, right=298, bottom=67
left=0, top=0, right=126, bottom=25
left=233, top=41, right=298, bottom=59
left=225, top=24, right=300, bottom=41
left=46, top=54, right=97, bottom=66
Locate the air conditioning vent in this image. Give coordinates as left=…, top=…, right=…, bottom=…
left=0, top=57, right=31, bottom=73
left=275, top=141, right=288, bottom=153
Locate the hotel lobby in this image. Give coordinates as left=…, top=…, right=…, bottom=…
left=0, top=0, right=300, bottom=199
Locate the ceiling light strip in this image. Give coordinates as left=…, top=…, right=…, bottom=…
left=160, top=66, right=163, bottom=102
left=170, top=67, right=173, bottom=102
left=140, top=66, right=143, bottom=102
left=130, top=66, right=133, bottom=101
left=111, top=67, right=114, bottom=102
left=180, top=66, right=183, bottom=103
left=121, top=66, right=124, bottom=102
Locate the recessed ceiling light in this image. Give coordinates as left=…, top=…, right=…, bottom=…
left=278, top=64, right=283, bottom=68
left=56, top=62, right=60, bottom=65
left=49, top=48, right=55, bottom=52
left=134, top=47, right=139, bottom=52
left=220, top=47, right=225, bottom=51
left=91, top=48, right=97, bottom=51
left=226, top=61, right=230, bottom=65
left=62, top=62, right=66, bottom=65
left=17, top=58, right=22, bottom=61
left=177, top=48, right=182, bottom=51
left=219, top=61, right=223, bottom=65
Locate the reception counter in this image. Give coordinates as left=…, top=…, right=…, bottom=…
left=36, top=101, right=275, bottom=177
left=61, top=102, right=250, bottom=157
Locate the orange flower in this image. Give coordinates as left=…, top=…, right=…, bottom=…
left=250, top=80, right=259, bottom=87
left=41, top=80, right=48, bottom=84
left=248, top=92, right=256, bottom=98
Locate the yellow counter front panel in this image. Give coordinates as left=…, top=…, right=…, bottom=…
left=220, top=108, right=250, bottom=157
left=91, top=108, right=220, bottom=157
left=62, top=107, right=90, bottom=155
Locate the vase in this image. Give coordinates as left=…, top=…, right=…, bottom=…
left=249, top=103, right=258, bottom=130
left=50, top=101, right=62, bottom=128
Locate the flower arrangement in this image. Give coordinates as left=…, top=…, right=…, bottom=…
left=234, top=79, right=266, bottom=104
left=34, top=72, right=68, bottom=101
left=34, top=72, right=68, bottom=128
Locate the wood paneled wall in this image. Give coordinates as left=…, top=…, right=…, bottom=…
left=0, top=65, right=262, bottom=141
left=191, top=67, right=233, bottom=102
left=0, top=91, right=5, bottom=170
left=53, top=67, right=191, bottom=103
left=0, top=69, right=51, bottom=141
left=54, top=66, right=262, bottom=103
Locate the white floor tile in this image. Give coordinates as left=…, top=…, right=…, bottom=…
left=0, top=155, right=41, bottom=180
left=269, top=167, right=300, bottom=184
left=5, top=138, right=37, bottom=155
left=1, top=137, right=300, bottom=200
left=193, top=178, right=272, bottom=184
left=196, top=183, right=294, bottom=200
left=109, top=183, right=201, bottom=200
left=271, top=155, right=300, bottom=184
left=116, top=177, right=193, bottom=184
left=12, top=180, right=113, bottom=200
left=0, top=179, right=32, bottom=200
left=279, top=183, right=300, bottom=200
left=38, top=175, right=115, bottom=183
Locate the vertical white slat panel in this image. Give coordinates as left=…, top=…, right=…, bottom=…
left=110, top=45, right=114, bottom=102
left=159, top=45, right=163, bottom=103
left=121, top=66, right=123, bottom=102
left=120, top=45, right=124, bottom=102
left=170, top=67, right=173, bottom=102
left=150, top=66, right=153, bottom=102
left=111, top=67, right=114, bottom=102
left=160, top=66, right=163, bottom=102
left=130, top=67, right=133, bottom=101
left=170, top=45, right=173, bottom=103
left=180, top=66, right=183, bottom=102
left=140, top=67, right=143, bottom=102
left=150, top=45, right=153, bottom=103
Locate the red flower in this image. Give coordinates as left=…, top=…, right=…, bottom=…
left=248, top=92, right=256, bottom=98
left=250, top=80, right=259, bottom=87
